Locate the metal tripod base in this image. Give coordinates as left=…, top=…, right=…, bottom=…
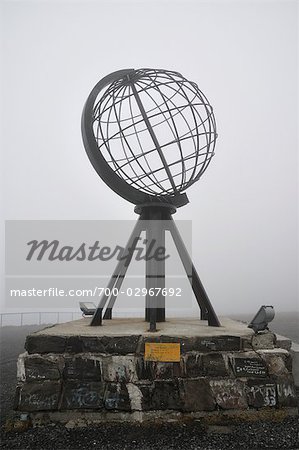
left=90, top=203, right=220, bottom=330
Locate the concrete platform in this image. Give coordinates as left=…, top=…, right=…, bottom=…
left=31, top=317, right=254, bottom=338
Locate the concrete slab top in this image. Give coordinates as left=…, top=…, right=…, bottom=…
left=33, top=317, right=254, bottom=338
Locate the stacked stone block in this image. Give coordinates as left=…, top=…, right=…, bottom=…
left=14, top=332, right=298, bottom=417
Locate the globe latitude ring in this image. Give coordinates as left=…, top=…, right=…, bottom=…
left=81, top=68, right=217, bottom=208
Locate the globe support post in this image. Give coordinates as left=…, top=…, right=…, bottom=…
left=142, top=205, right=166, bottom=328
left=90, top=203, right=221, bottom=330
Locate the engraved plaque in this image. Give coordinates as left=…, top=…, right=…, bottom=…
left=144, top=343, right=181, bottom=362
left=234, top=358, right=267, bottom=377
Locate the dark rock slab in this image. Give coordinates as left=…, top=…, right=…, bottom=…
left=104, top=383, right=131, bottom=411
left=65, top=335, right=141, bottom=354
left=63, top=355, right=101, bottom=381
left=136, top=358, right=182, bottom=380
left=65, top=336, right=84, bottom=353
left=180, top=378, right=215, bottom=411
left=246, top=379, right=277, bottom=407
left=26, top=334, right=141, bottom=355
left=185, top=336, right=241, bottom=352
left=61, top=381, right=105, bottom=409
left=15, top=381, right=61, bottom=411
left=100, top=335, right=141, bottom=354
left=150, top=380, right=182, bottom=410
left=183, top=353, right=203, bottom=378
left=25, top=355, right=63, bottom=380
left=135, top=382, right=154, bottom=411
left=202, top=353, right=229, bottom=377
left=25, top=335, right=66, bottom=354
left=136, top=358, right=153, bottom=380
left=283, top=353, right=293, bottom=372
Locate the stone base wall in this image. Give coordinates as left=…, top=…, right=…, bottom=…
left=14, top=331, right=298, bottom=422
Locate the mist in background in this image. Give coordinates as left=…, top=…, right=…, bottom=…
left=1, top=0, right=298, bottom=315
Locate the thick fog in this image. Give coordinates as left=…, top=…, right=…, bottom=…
left=1, top=0, right=298, bottom=315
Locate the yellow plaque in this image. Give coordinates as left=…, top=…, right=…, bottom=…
left=144, top=343, right=181, bottom=362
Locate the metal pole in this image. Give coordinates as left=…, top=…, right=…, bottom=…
left=145, top=208, right=166, bottom=328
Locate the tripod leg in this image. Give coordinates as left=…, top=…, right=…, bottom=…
left=168, top=218, right=220, bottom=327
left=90, top=219, right=144, bottom=326
left=103, top=275, right=122, bottom=320
left=103, top=236, right=140, bottom=319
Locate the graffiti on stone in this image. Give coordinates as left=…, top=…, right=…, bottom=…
left=66, top=387, right=98, bottom=408
left=247, top=382, right=276, bottom=407
left=62, top=382, right=104, bottom=409
left=210, top=380, right=248, bottom=409
left=276, top=378, right=297, bottom=407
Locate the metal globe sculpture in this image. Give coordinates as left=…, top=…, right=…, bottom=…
left=82, top=68, right=217, bottom=207
left=82, top=68, right=220, bottom=330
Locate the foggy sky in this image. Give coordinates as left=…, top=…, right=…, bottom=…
left=1, top=0, right=298, bottom=315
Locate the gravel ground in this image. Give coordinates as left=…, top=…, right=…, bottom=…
left=1, top=326, right=299, bottom=450
left=1, top=418, right=299, bottom=450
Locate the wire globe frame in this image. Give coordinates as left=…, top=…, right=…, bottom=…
left=82, top=68, right=217, bottom=207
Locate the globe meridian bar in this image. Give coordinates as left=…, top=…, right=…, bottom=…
left=81, top=69, right=150, bottom=205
